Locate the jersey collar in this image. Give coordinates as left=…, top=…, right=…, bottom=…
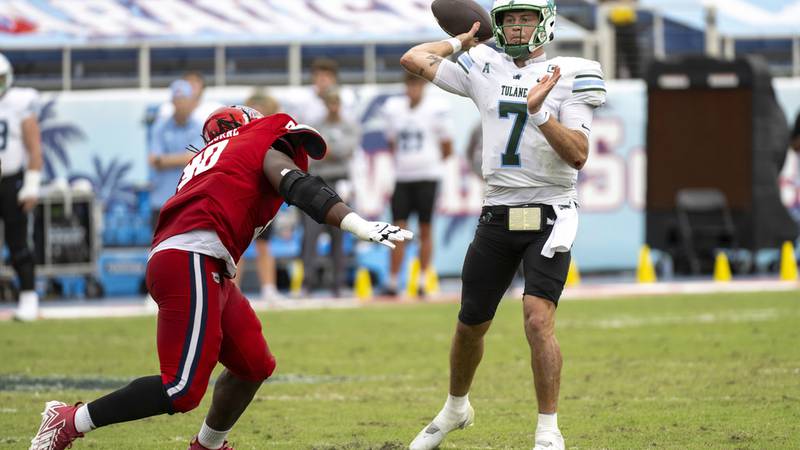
left=504, top=52, right=548, bottom=67
left=522, top=53, right=548, bottom=67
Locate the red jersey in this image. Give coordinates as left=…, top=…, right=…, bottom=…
left=152, top=113, right=323, bottom=264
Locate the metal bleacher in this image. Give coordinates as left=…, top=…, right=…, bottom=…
left=2, top=1, right=798, bottom=89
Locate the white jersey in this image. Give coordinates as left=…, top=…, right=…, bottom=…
left=433, top=45, right=606, bottom=205
left=0, top=87, right=39, bottom=177
left=382, top=94, right=453, bottom=182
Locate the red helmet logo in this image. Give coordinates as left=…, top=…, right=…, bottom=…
left=202, top=105, right=264, bottom=143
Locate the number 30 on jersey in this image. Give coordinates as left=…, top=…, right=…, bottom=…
left=177, top=140, right=229, bottom=191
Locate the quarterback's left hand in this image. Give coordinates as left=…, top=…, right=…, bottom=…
left=527, top=65, right=561, bottom=114
left=340, top=213, right=414, bottom=249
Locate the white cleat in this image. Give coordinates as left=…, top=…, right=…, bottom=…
left=533, top=430, right=565, bottom=450
left=13, top=304, right=38, bottom=322
left=409, top=405, right=474, bottom=450
left=14, top=291, right=39, bottom=322
left=13, top=309, right=37, bottom=322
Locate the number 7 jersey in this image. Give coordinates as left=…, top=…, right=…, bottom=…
left=433, top=45, right=606, bottom=203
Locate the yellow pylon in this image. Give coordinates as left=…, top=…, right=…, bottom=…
left=779, top=241, right=798, bottom=281
left=289, top=259, right=304, bottom=297
left=713, top=251, right=732, bottom=282
left=354, top=267, right=373, bottom=302
left=424, top=266, right=440, bottom=296
left=406, top=257, right=421, bottom=299
left=565, top=259, right=581, bottom=287
left=637, top=245, right=657, bottom=283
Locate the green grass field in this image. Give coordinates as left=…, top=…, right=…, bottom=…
left=2, top=291, right=799, bottom=449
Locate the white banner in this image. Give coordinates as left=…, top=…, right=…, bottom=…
left=38, top=79, right=800, bottom=274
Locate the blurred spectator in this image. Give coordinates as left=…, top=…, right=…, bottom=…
left=301, top=88, right=361, bottom=297
left=148, top=79, right=205, bottom=225
left=182, top=71, right=223, bottom=120
left=382, top=74, right=453, bottom=297
left=233, top=89, right=284, bottom=302
left=0, top=52, right=43, bottom=321
left=287, top=58, right=356, bottom=125
left=244, top=89, right=280, bottom=117
left=156, top=71, right=222, bottom=123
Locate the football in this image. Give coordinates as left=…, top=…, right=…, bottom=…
left=431, top=0, right=494, bottom=41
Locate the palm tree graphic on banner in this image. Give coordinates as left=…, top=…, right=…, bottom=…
left=39, top=98, right=85, bottom=180
left=39, top=98, right=137, bottom=208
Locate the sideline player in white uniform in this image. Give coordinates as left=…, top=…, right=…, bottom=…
left=0, top=53, right=44, bottom=322
left=382, top=73, right=453, bottom=296
left=400, top=1, right=606, bottom=449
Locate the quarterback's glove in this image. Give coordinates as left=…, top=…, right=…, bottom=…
left=340, top=212, right=414, bottom=249
left=17, top=169, right=42, bottom=202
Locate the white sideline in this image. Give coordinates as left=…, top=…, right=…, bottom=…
left=558, top=279, right=800, bottom=300
left=0, top=279, right=797, bottom=321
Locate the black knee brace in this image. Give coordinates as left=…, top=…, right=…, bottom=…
left=278, top=170, right=342, bottom=224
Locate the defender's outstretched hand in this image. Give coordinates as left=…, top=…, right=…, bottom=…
left=340, top=213, right=414, bottom=249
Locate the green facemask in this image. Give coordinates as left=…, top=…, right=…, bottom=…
left=490, top=3, right=555, bottom=59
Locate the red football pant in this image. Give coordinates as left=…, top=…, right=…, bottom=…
left=146, top=249, right=276, bottom=413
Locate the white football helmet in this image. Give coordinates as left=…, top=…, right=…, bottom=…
left=0, top=53, right=12, bottom=97
left=491, top=0, right=557, bottom=58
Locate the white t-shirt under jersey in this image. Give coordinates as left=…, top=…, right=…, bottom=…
left=433, top=46, right=606, bottom=206
left=0, top=87, right=39, bottom=177
left=382, top=93, right=453, bottom=182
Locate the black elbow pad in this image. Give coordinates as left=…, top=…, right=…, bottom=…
left=278, top=170, right=342, bottom=224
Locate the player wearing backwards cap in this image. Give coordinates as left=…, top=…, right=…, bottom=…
left=28, top=106, right=413, bottom=450
left=400, top=1, right=606, bottom=449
